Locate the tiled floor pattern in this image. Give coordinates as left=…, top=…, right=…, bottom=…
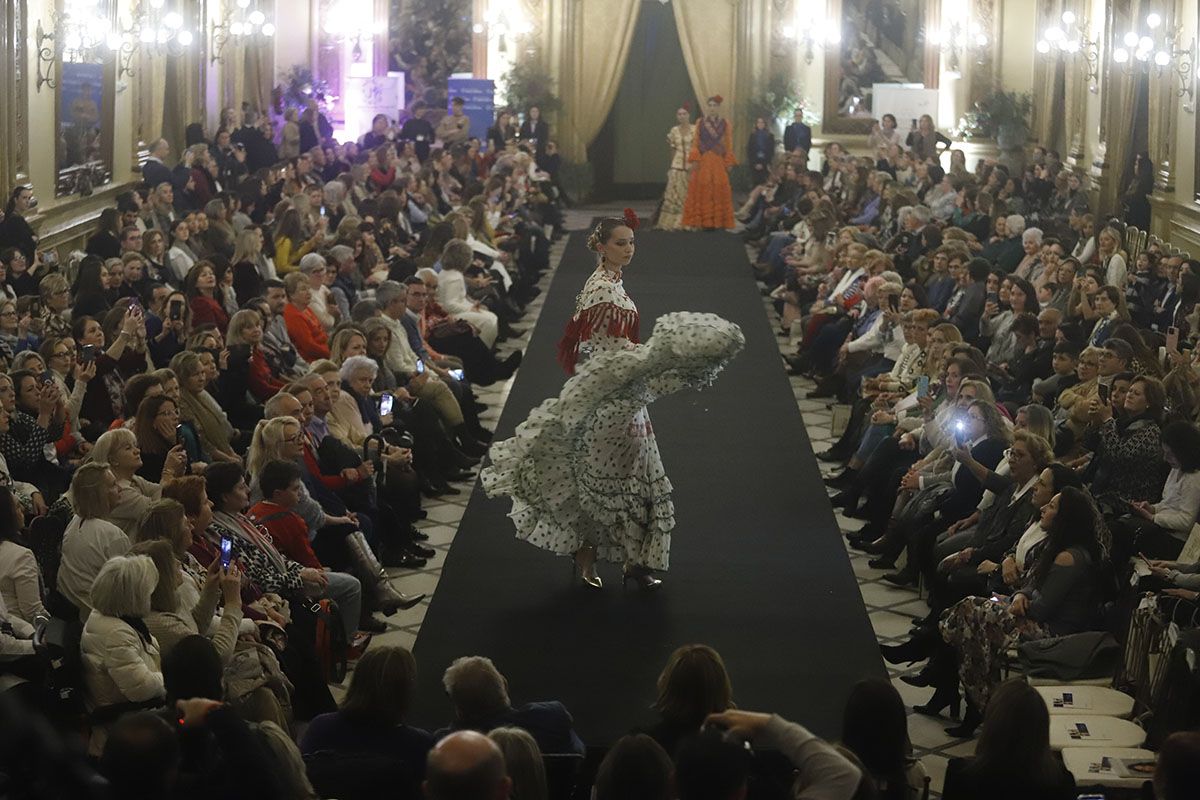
left=354, top=208, right=965, bottom=794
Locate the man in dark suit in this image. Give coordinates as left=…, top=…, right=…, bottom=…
left=438, top=656, right=585, bottom=756
left=518, top=106, right=550, bottom=159
left=141, top=138, right=173, bottom=192
left=230, top=110, right=278, bottom=173
left=783, top=108, right=812, bottom=155
left=399, top=102, right=436, bottom=162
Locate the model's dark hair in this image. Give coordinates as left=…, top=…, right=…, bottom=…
left=587, top=218, right=633, bottom=253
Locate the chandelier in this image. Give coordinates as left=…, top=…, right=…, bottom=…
left=1035, top=11, right=1100, bottom=93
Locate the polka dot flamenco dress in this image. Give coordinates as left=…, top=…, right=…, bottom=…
left=481, top=266, right=744, bottom=571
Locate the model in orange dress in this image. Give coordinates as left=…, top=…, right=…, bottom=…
left=682, top=95, right=736, bottom=230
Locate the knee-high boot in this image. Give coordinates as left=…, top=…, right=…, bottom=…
left=345, top=531, right=425, bottom=616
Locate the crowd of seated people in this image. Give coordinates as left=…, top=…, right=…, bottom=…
left=0, top=98, right=580, bottom=794
left=745, top=132, right=1200, bottom=754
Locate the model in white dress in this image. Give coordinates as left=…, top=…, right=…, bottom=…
left=481, top=213, right=744, bottom=589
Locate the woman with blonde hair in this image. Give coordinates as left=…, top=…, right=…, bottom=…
left=329, top=325, right=369, bottom=366
left=91, top=426, right=186, bottom=535
left=647, top=644, right=734, bottom=754
left=490, top=727, right=548, bottom=800
left=132, top=529, right=243, bottom=663
left=226, top=308, right=287, bottom=402
left=170, top=350, right=240, bottom=465
left=57, top=463, right=127, bottom=619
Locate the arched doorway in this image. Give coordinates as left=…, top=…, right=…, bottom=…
left=588, top=0, right=693, bottom=201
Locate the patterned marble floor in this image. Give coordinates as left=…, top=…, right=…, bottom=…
left=357, top=205, right=967, bottom=794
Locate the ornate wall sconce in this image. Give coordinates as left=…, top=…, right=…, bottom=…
left=1110, top=12, right=1195, bottom=112
left=35, top=19, right=58, bottom=93
left=210, top=0, right=276, bottom=65
left=779, top=7, right=837, bottom=66
left=1036, top=11, right=1101, bottom=94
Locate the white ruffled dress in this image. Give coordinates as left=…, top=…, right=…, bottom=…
left=481, top=266, right=744, bottom=570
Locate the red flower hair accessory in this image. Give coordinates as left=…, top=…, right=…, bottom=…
left=623, top=208, right=641, bottom=231
left=708, top=94, right=724, bottom=104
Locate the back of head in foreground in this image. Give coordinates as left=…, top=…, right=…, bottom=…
left=425, top=730, right=511, bottom=800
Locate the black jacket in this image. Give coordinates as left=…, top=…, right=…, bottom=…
left=783, top=121, right=812, bottom=153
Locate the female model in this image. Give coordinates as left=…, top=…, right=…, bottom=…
left=655, top=107, right=695, bottom=231
left=681, top=95, right=736, bottom=230
left=482, top=210, right=744, bottom=590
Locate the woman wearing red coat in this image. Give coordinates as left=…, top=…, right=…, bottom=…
left=185, top=261, right=230, bottom=334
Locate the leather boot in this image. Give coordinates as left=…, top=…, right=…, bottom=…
left=346, top=531, right=425, bottom=615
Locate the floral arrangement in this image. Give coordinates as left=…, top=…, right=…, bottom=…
left=951, top=90, right=1032, bottom=141
left=276, top=66, right=336, bottom=113
left=389, top=0, right=473, bottom=105
left=501, top=55, right=561, bottom=114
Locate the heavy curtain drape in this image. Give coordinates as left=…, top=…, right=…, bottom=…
left=1098, top=0, right=1146, bottom=215
left=558, top=0, right=641, bottom=161
left=672, top=0, right=739, bottom=137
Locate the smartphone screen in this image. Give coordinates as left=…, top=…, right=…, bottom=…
left=448, top=368, right=464, bottom=381
left=175, top=423, right=185, bottom=446
left=888, top=294, right=899, bottom=312
left=1167, top=326, right=1180, bottom=352
left=220, top=536, right=233, bottom=569
left=1098, top=383, right=1110, bottom=404
left=415, top=359, right=425, bottom=375
left=169, top=299, right=184, bottom=321
left=79, top=344, right=96, bottom=363
left=916, top=376, right=930, bottom=398
left=378, top=393, right=394, bottom=416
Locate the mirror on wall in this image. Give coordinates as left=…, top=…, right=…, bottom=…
left=824, top=0, right=939, bottom=134
left=55, top=0, right=115, bottom=197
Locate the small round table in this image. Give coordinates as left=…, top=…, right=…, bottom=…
left=1036, top=686, right=1136, bottom=718
left=1049, top=716, right=1146, bottom=751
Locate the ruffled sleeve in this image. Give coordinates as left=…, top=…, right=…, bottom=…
left=557, top=303, right=641, bottom=375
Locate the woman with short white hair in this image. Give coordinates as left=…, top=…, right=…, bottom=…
left=1013, top=227, right=1044, bottom=284
left=80, top=553, right=165, bottom=753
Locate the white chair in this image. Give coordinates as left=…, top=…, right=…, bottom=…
left=1061, top=747, right=1157, bottom=790
left=1048, top=715, right=1146, bottom=751
left=1036, top=686, right=1136, bottom=718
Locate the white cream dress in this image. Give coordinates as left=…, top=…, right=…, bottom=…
left=481, top=266, right=744, bottom=570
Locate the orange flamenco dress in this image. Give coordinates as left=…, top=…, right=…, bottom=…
left=682, top=116, right=736, bottom=229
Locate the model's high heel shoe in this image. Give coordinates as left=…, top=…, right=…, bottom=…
left=622, top=564, right=663, bottom=591
left=572, top=548, right=603, bottom=590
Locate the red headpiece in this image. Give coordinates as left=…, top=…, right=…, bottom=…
left=708, top=94, right=724, bottom=104
left=682, top=100, right=692, bottom=112
left=623, top=208, right=641, bottom=231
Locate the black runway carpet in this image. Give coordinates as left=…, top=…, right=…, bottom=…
left=409, top=227, right=885, bottom=742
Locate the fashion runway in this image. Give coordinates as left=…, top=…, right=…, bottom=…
left=408, top=226, right=884, bottom=742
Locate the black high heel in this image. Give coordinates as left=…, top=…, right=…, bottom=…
left=880, top=633, right=935, bottom=665
left=913, top=685, right=961, bottom=720
left=944, top=699, right=982, bottom=737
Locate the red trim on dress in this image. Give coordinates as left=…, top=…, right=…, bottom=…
left=556, top=303, right=640, bottom=375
